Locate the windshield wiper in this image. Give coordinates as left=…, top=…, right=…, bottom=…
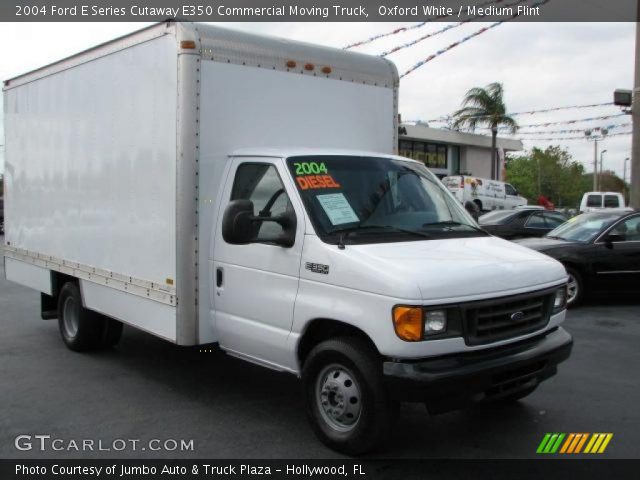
left=422, top=221, right=486, bottom=233
left=334, top=224, right=433, bottom=249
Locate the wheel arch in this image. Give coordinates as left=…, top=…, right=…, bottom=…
left=296, top=318, right=380, bottom=370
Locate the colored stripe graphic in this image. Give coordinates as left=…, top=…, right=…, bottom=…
left=539, top=433, right=613, bottom=454
left=537, top=433, right=565, bottom=454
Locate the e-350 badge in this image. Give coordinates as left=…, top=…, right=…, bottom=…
left=305, top=262, right=329, bottom=275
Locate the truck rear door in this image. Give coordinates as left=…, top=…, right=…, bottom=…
left=212, top=157, right=305, bottom=370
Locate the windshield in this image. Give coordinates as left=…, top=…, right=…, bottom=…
left=547, top=212, right=623, bottom=242
left=286, top=155, right=483, bottom=244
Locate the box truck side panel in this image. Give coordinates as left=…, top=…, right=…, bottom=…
left=4, top=35, right=178, bottom=290
left=197, top=61, right=396, bottom=342
left=81, top=280, right=177, bottom=342
left=4, top=257, right=52, bottom=295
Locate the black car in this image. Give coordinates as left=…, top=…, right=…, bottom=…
left=515, top=210, right=640, bottom=307
left=479, top=208, right=568, bottom=239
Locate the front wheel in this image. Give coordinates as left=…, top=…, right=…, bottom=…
left=565, top=267, right=584, bottom=308
left=302, top=337, right=396, bottom=455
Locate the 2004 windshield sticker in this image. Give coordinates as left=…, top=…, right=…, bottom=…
left=293, top=162, right=341, bottom=190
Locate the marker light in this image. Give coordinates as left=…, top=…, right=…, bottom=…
left=392, top=306, right=423, bottom=341
left=321, top=66, right=332, bottom=74
left=286, top=60, right=297, bottom=68
left=553, top=286, right=567, bottom=313
left=304, top=63, right=315, bottom=71
left=180, top=40, right=196, bottom=49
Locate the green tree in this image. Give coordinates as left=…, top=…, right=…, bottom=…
left=506, top=146, right=587, bottom=208
left=452, top=82, right=518, bottom=180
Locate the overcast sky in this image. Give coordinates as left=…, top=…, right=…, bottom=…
left=0, top=22, right=635, bottom=180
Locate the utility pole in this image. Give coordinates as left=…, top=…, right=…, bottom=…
left=599, top=149, right=607, bottom=191
left=593, top=139, right=599, bottom=191
left=631, top=2, right=640, bottom=208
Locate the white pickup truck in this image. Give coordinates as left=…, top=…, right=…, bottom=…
left=2, top=22, right=572, bottom=454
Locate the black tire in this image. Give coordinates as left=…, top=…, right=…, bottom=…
left=57, top=282, right=108, bottom=351
left=565, top=266, right=584, bottom=308
left=473, top=199, right=483, bottom=212
left=302, top=337, right=396, bottom=455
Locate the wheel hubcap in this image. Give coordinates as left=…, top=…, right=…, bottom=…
left=316, top=364, right=362, bottom=432
left=62, top=296, right=79, bottom=338
left=567, top=274, right=579, bottom=305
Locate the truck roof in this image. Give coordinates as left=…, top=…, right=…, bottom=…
left=230, top=147, right=416, bottom=162
left=4, top=21, right=398, bottom=90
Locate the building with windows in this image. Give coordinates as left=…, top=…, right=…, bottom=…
left=399, top=123, right=523, bottom=180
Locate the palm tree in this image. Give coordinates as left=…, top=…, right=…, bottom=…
left=452, top=82, right=518, bottom=180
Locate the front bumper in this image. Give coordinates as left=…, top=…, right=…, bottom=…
left=383, top=327, right=573, bottom=413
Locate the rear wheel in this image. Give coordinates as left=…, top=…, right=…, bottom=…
left=473, top=199, right=483, bottom=212
left=57, top=282, right=119, bottom=351
left=565, top=267, right=583, bottom=307
left=302, top=337, right=396, bottom=455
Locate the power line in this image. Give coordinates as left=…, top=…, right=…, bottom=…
left=343, top=0, right=503, bottom=49
left=428, top=102, right=615, bottom=122
left=519, top=131, right=632, bottom=141
left=507, top=122, right=631, bottom=135
left=379, top=0, right=529, bottom=57
left=400, top=0, right=551, bottom=78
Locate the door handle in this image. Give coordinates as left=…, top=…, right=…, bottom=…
left=216, top=267, right=223, bottom=287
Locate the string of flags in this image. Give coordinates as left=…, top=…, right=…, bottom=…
left=509, top=123, right=631, bottom=135
left=379, top=0, right=530, bottom=57
left=518, top=131, right=632, bottom=141
left=343, top=0, right=504, bottom=49
left=427, top=102, right=615, bottom=123
left=497, top=113, right=627, bottom=129
left=400, top=0, right=551, bottom=78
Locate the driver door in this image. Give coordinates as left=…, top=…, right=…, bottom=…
left=212, top=158, right=305, bottom=370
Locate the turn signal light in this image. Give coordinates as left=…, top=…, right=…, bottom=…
left=392, top=306, right=423, bottom=341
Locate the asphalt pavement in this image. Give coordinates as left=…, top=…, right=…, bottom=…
left=1, top=237, right=639, bottom=459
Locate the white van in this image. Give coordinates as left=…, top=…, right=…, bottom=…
left=443, top=175, right=528, bottom=212
left=579, top=191, right=626, bottom=213
left=3, top=22, right=572, bottom=455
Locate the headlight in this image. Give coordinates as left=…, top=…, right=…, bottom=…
left=424, top=310, right=447, bottom=335
left=552, top=286, right=567, bottom=313
left=392, top=306, right=461, bottom=341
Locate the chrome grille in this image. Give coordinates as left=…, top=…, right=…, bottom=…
left=463, top=289, right=555, bottom=346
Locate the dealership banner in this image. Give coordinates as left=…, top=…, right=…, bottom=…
left=0, top=0, right=636, bottom=22
left=3, top=459, right=640, bottom=480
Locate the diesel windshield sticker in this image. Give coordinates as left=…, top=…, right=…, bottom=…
left=296, top=175, right=341, bottom=190
left=293, top=162, right=328, bottom=175
left=305, top=262, right=330, bottom=275
left=316, top=193, right=359, bottom=225
left=293, top=161, right=341, bottom=190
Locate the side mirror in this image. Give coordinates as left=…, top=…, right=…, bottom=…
left=222, top=199, right=296, bottom=248
left=603, top=233, right=625, bottom=245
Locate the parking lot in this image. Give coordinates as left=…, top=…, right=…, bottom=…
left=1, top=239, right=639, bottom=460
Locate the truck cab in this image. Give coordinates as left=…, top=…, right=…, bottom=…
left=214, top=148, right=572, bottom=453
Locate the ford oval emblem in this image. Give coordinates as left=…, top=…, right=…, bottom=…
left=511, top=311, right=525, bottom=322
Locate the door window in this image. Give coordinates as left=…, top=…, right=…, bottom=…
left=505, top=184, right=517, bottom=196
left=610, top=216, right=640, bottom=242
left=230, top=163, right=293, bottom=240
left=525, top=212, right=547, bottom=229
left=543, top=212, right=566, bottom=229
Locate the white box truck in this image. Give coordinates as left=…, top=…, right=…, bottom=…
left=3, top=22, right=572, bottom=454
